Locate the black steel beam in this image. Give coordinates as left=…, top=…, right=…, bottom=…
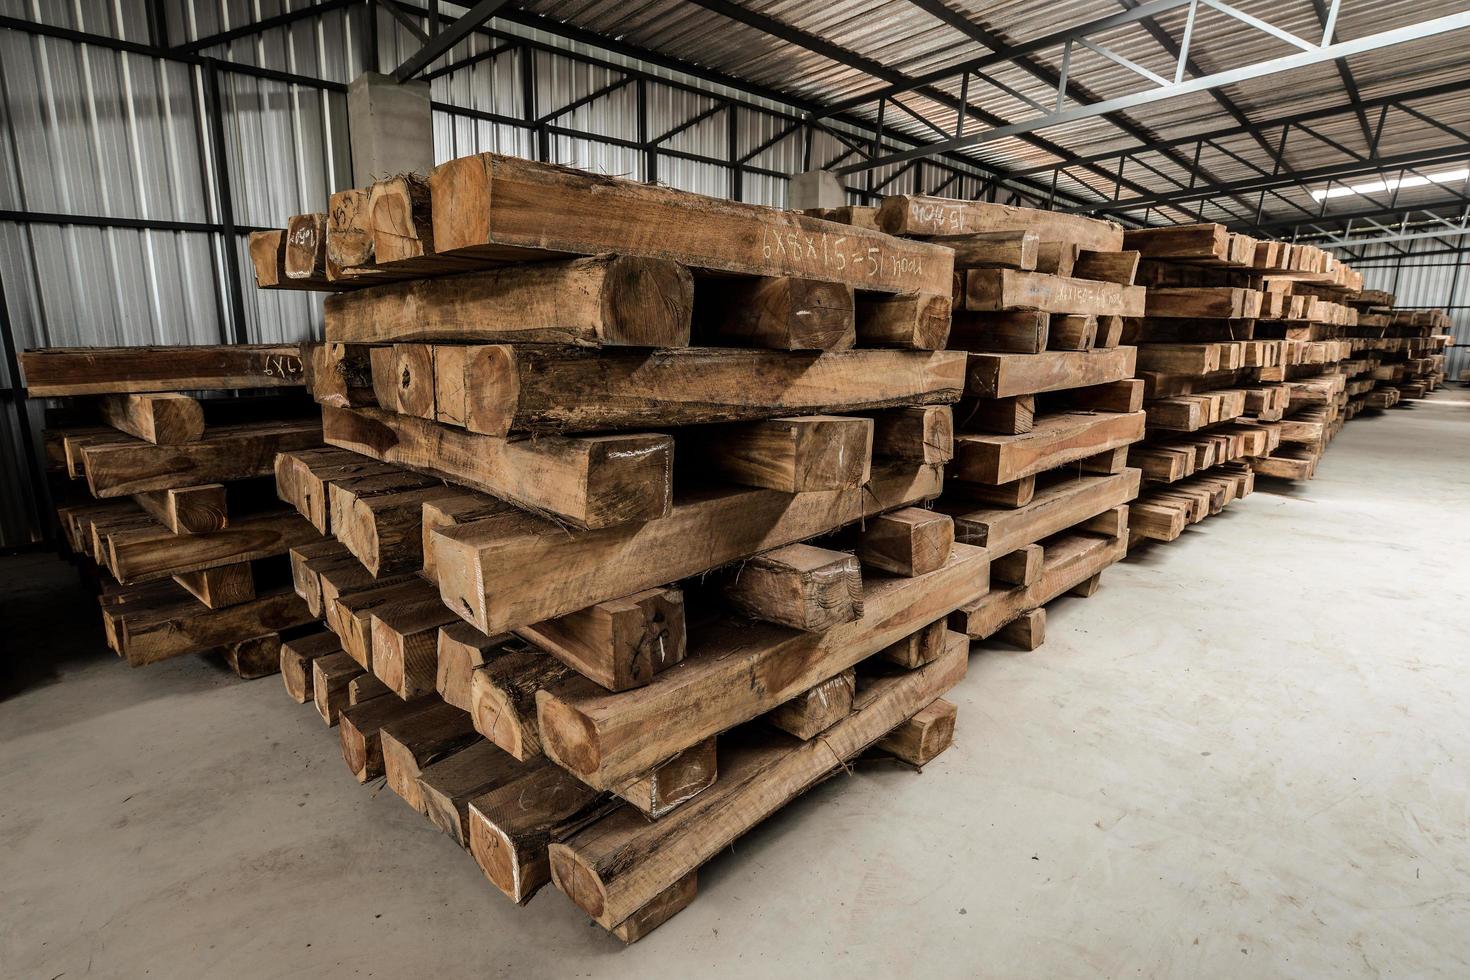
left=173, top=0, right=359, bottom=55
left=394, top=0, right=513, bottom=81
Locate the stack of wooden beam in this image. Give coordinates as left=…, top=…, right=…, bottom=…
left=250, top=153, right=989, bottom=942
left=1342, top=288, right=1396, bottom=416
left=23, top=346, right=322, bottom=675
left=1362, top=309, right=1451, bottom=403
left=868, top=195, right=1143, bottom=653
left=1100, top=224, right=1273, bottom=543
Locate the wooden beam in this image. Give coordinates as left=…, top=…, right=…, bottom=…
left=877, top=196, right=1123, bottom=252
left=106, top=510, right=319, bottom=584
left=687, top=416, right=873, bottom=492
left=322, top=406, right=673, bottom=530
left=962, top=270, right=1144, bottom=316
left=516, top=587, right=688, bottom=692
left=534, top=545, right=987, bottom=790
left=98, top=393, right=204, bottom=444
left=698, top=276, right=854, bottom=350
left=943, top=469, right=1141, bottom=555
left=434, top=346, right=965, bottom=437
left=548, top=632, right=969, bottom=932
left=82, top=421, right=322, bottom=498
left=876, top=697, right=956, bottom=766
left=953, top=412, right=1145, bottom=484
left=964, top=347, right=1137, bottom=398
left=132, top=484, right=228, bottom=535
left=429, top=152, right=954, bottom=295
left=431, top=460, right=944, bottom=636
left=719, top=544, right=862, bottom=632
left=766, top=670, right=854, bottom=739
left=20, top=344, right=305, bottom=396
left=323, top=255, right=694, bottom=347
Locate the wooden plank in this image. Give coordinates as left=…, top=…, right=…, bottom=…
left=516, top=587, right=688, bottom=693
left=964, top=347, right=1137, bottom=398
left=106, top=510, right=319, bottom=583
left=877, top=196, right=1124, bottom=252
left=431, top=460, right=944, bottom=636
left=132, top=484, right=228, bottom=535
left=876, top=619, right=948, bottom=669
left=548, top=632, right=968, bottom=932
left=942, top=469, right=1141, bottom=555
left=720, top=544, right=862, bottom=632
left=429, top=152, right=954, bottom=295
left=1123, top=223, right=1227, bottom=261
left=82, top=421, right=322, bottom=498
left=324, top=255, right=694, bottom=347
left=441, top=346, right=966, bottom=437
left=20, top=345, right=305, bottom=396
left=98, top=393, right=205, bottom=445
left=322, top=406, right=672, bottom=531
left=962, top=270, right=1144, bottom=317
left=953, top=411, right=1146, bottom=484
left=876, top=697, right=957, bottom=766
left=1144, top=287, right=1254, bottom=319
left=688, top=416, right=873, bottom=492
left=699, top=276, right=854, bottom=350
left=534, top=545, right=987, bottom=790
left=766, top=669, right=855, bottom=739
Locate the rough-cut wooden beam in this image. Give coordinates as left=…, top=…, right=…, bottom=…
left=877, top=697, right=957, bottom=766
left=98, top=394, right=204, bottom=445
left=516, top=588, right=688, bottom=693
left=720, top=544, right=862, bottom=633
left=20, top=345, right=305, bottom=396
left=687, top=416, right=873, bottom=492
left=534, top=546, right=987, bottom=791
left=132, top=484, right=228, bottom=535
left=322, top=406, right=672, bottom=530
left=962, top=270, right=1144, bottom=317
left=82, top=421, right=322, bottom=498
left=428, top=153, right=954, bottom=295
left=436, top=346, right=966, bottom=437
left=111, top=589, right=314, bottom=666
left=106, top=510, right=319, bottom=584
left=877, top=196, right=1123, bottom=252
left=281, top=631, right=342, bottom=704
left=943, top=469, right=1141, bottom=555
left=432, top=460, right=944, bottom=636
left=964, top=346, right=1138, bottom=398
left=323, top=255, right=694, bottom=347
left=953, top=412, right=1145, bottom=484
left=698, top=276, right=854, bottom=350
left=548, top=633, right=968, bottom=931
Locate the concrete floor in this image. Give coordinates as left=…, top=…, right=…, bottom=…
left=2, top=389, right=1468, bottom=980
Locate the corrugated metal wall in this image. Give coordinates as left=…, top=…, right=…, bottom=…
left=1, top=2, right=1010, bottom=547
left=1350, top=240, right=1470, bottom=382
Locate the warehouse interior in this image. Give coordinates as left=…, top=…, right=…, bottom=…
left=2, top=1, right=1468, bottom=976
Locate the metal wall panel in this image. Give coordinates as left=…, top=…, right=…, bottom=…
left=1355, top=240, right=1469, bottom=382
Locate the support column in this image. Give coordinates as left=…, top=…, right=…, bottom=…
left=787, top=169, right=846, bottom=211
left=348, top=72, right=434, bottom=186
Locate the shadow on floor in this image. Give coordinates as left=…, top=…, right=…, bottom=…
left=0, top=549, right=113, bottom=700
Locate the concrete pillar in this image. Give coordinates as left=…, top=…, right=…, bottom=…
left=348, top=72, right=434, bottom=186
left=787, top=169, right=846, bottom=210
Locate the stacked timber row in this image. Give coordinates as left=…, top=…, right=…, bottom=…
left=1120, top=224, right=1360, bottom=518
left=869, top=195, right=1144, bottom=653
left=251, top=152, right=988, bottom=942
left=1338, top=288, right=1394, bottom=418
left=1358, top=305, right=1450, bottom=406
left=20, top=345, right=322, bottom=675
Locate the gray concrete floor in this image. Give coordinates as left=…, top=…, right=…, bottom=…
left=3, top=389, right=1469, bottom=980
